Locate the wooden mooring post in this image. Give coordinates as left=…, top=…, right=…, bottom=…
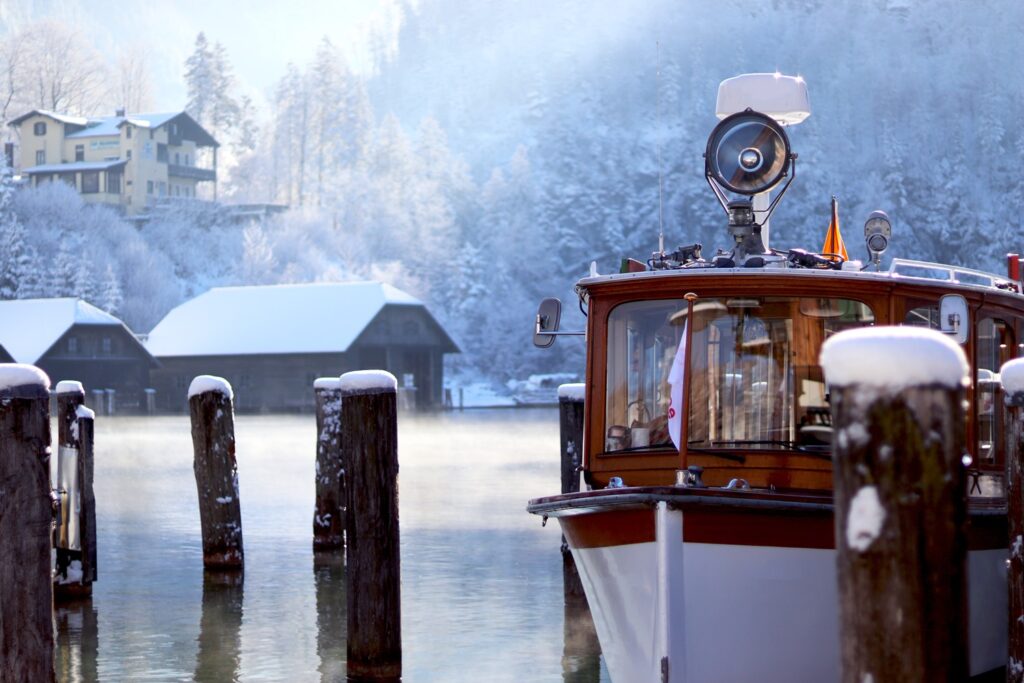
left=821, top=327, right=970, bottom=682
left=0, top=364, right=56, bottom=683
left=53, top=380, right=97, bottom=600
left=557, top=383, right=601, bottom=680
left=1002, top=358, right=1024, bottom=681
left=313, top=377, right=345, bottom=552
left=189, top=375, right=243, bottom=570
left=341, top=370, right=401, bottom=681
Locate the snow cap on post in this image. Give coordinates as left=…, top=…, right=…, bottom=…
left=0, top=363, right=51, bottom=395
left=339, top=370, right=397, bottom=395
left=188, top=375, right=234, bottom=400
left=1001, top=358, right=1024, bottom=403
left=313, top=377, right=342, bottom=391
left=558, top=383, right=586, bottom=402
left=55, top=380, right=85, bottom=395
left=820, top=326, right=968, bottom=390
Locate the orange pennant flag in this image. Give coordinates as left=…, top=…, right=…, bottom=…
left=822, top=195, right=848, bottom=261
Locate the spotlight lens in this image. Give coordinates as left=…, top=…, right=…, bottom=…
left=706, top=111, right=791, bottom=195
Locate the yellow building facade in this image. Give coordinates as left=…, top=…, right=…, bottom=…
left=6, top=109, right=218, bottom=215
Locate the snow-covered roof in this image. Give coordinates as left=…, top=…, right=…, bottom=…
left=64, top=118, right=124, bottom=138
left=0, top=298, right=123, bottom=363
left=23, top=160, right=128, bottom=174
left=7, top=109, right=89, bottom=127
left=146, top=282, right=429, bottom=358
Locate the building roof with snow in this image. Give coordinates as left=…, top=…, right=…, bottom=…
left=0, top=341, right=13, bottom=363
left=0, top=298, right=131, bottom=363
left=145, top=281, right=458, bottom=358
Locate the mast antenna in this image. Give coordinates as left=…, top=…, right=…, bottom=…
left=656, top=40, right=665, bottom=254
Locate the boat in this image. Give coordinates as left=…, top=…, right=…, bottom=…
left=527, top=73, right=1011, bottom=682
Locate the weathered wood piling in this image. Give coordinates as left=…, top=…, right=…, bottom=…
left=557, top=383, right=601, bottom=680
left=0, top=364, right=56, bottom=683
left=53, top=380, right=98, bottom=600
left=341, top=370, right=401, bottom=681
left=189, top=375, right=243, bottom=570
left=821, top=327, right=970, bottom=682
left=313, top=377, right=345, bottom=551
left=1002, top=358, right=1024, bottom=681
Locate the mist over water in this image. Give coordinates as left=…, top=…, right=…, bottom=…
left=56, top=410, right=609, bottom=682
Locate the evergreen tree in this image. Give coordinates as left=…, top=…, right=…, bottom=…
left=99, top=263, right=124, bottom=316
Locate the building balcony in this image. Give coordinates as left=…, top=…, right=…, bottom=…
left=168, top=164, right=216, bottom=182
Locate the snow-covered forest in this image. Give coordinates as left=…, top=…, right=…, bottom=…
left=2, top=0, right=1023, bottom=383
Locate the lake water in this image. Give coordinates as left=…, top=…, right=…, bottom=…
left=54, top=409, right=611, bottom=682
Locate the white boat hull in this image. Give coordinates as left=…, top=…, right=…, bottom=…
left=561, top=502, right=1007, bottom=682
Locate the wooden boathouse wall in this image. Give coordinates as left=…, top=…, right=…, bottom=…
left=150, top=305, right=454, bottom=413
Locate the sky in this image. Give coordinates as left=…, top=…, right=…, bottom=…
left=1, top=0, right=403, bottom=111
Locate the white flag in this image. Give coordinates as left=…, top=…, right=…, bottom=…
left=667, top=322, right=687, bottom=450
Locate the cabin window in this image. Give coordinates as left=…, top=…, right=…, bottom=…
left=599, top=297, right=875, bottom=455
left=75, top=145, right=84, bottom=162
left=126, top=126, right=132, bottom=139
left=34, top=122, right=46, bottom=136
left=976, top=317, right=1013, bottom=470
left=101, top=337, right=112, bottom=354
left=903, top=303, right=940, bottom=329
left=107, top=170, right=121, bottom=194
left=67, top=336, right=78, bottom=354
left=36, top=150, right=45, bottom=164
left=604, top=299, right=686, bottom=452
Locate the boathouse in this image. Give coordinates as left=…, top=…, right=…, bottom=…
left=145, top=281, right=458, bottom=412
left=0, top=298, right=158, bottom=408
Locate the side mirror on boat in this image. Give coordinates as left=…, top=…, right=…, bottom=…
left=534, top=297, right=562, bottom=348
left=534, top=297, right=585, bottom=348
left=939, top=294, right=969, bottom=345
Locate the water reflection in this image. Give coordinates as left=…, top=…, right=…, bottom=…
left=53, top=411, right=610, bottom=682
left=195, top=571, right=243, bottom=682
left=562, top=552, right=601, bottom=683
left=315, top=553, right=347, bottom=682
left=55, top=600, right=98, bottom=683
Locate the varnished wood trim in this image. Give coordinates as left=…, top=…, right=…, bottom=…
left=561, top=508, right=655, bottom=549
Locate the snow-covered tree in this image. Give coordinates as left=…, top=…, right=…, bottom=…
left=99, top=263, right=124, bottom=316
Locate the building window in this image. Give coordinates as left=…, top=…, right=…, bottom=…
left=184, top=153, right=190, bottom=166
left=58, top=172, right=75, bottom=186
left=35, top=150, right=45, bottom=164
left=174, top=152, right=180, bottom=165
left=81, top=171, right=100, bottom=194
left=174, top=185, right=180, bottom=197
left=101, top=337, right=112, bottom=354
left=75, top=144, right=84, bottom=162
left=158, top=181, right=166, bottom=196
left=171, top=123, right=178, bottom=136
left=157, top=143, right=168, bottom=163
left=33, top=122, right=46, bottom=136
left=146, top=180, right=153, bottom=194
left=67, top=337, right=78, bottom=353
left=107, top=170, right=121, bottom=194
left=126, top=126, right=132, bottom=139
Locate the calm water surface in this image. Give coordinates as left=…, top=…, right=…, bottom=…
left=55, top=409, right=610, bottom=682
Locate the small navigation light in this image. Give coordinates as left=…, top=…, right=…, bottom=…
left=706, top=111, right=792, bottom=195
left=864, top=210, right=892, bottom=268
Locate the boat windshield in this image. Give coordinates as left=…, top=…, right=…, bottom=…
left=603, top=297, right=875, bottom=453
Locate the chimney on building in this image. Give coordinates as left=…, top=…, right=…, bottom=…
left=115, top=108, right=126, bottom=117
